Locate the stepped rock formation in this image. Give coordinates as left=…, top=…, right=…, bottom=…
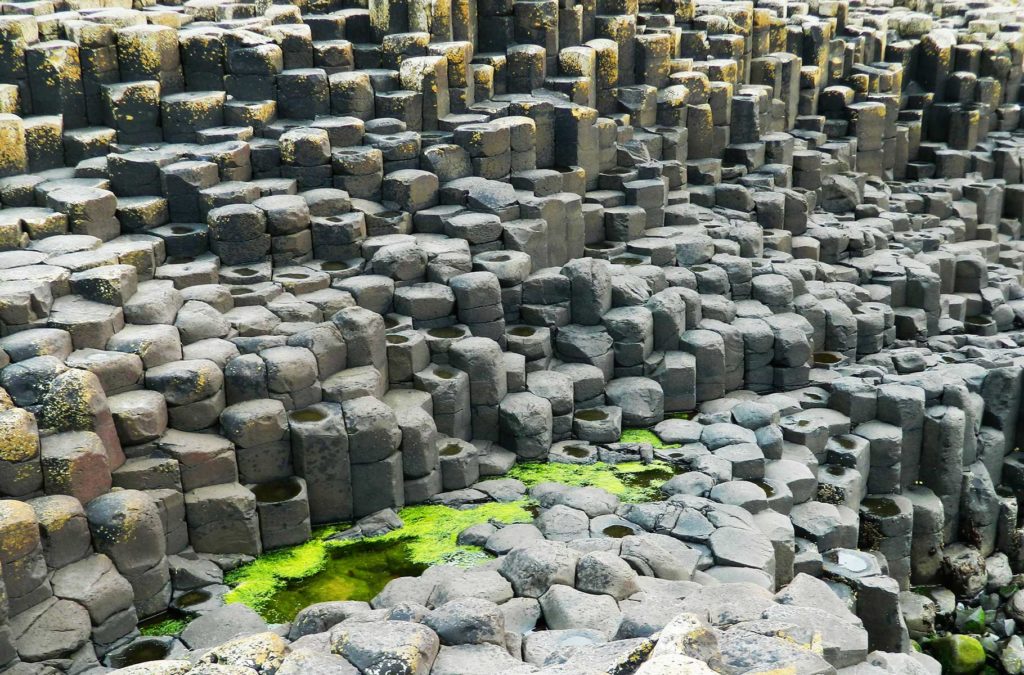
left=0, top=0, right=1023, bottom=670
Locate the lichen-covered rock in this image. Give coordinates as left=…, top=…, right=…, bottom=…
left=636, top=654, right=717, bottom=674
left=941, top=544, right=987, bottom=597
left=28, top=494, right=91, bottom=568
left=85, top=488, right=171, bottom=616
left=146, top=359, right=224, bottom=406
left=330, top=620, right=439, bottom=675
left=190, top=664, right=261, bottom=674
left=762, top=604, right=868, bottom=668
left=40, top=430, right=112, bottom=504
left=86, top=490, right=166, bottom=576
left=0, top=499, right=41, bottom=562
left=198, top=632, right=288, bottom=674
left=543, top=637, right=654, bottom=673
left=717, top=627, right=834, bottom=674
left=277, top=648, right=360, bottom=675
left=429, top=643, right=534, bottom=675
left=0, top=407, right=40, bottom=496
left=113, top=661, right=192, bottom=674
left=38, top=367, right=124, bottom=467
left=649, top=613, right=721, bottom=665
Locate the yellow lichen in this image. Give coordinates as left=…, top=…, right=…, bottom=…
left=0, top=408, right=38, bottom=462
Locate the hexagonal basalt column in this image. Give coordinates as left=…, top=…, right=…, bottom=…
left=86, top=490, right=171, bottom=618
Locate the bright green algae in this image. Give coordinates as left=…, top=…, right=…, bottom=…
left=618, top=428, right=682, bottom=449
left=224, top=501, right=534, bottom=622
left=243, top=539, right=427, bottom=624
left=505, top=459, right=676, bottom=503
left=138, top=616, right=189, bottom=637
left=224, top=431, right=678, bottom=622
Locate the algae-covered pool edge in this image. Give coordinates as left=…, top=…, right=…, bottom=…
left=222, top=499, right=538, bottom=623
left=153, top=434, right=682, bottom=630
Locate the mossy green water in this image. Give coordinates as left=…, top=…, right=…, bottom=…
left=224, top=431, right=677, bottom=622
left=224, top=525, right=353, bottom=621
left=255, top=539, right=428, bottom=623
left=224, top=501, right=533, bottom=622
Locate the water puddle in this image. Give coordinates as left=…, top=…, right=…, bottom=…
left=263, top=539, right=428, bottom=623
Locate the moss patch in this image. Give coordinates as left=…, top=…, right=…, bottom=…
left=139, top=616, right=189, bottom=637
left=619, top=428, right=681, bottom=449
left=391, top=501, right=533, bottom=565
left=505, top=459, right=676, bottom=503
left=247, top=539, right=427, bottom=624
left=223, top=526, right=340, bottom=619
left=224, top=502, right=533, bottom=622
left=923, top=634, right=986, bottom=674
left=224, top=429, right=679, bottom=622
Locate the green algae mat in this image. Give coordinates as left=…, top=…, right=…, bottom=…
left=506, top=458, right=676, bottom=503
left=218, top=454, right=678, bottom=624
left=139, top=616, right=190, bottom=637
left=223, top=501, right=534, bottom=623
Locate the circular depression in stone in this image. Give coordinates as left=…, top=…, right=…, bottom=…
left=117, top=640, right=170, bottom=667
left=291, top=408, right=327, bottom=423
left=251, top=477, right=303, bottom=503
left=428, top=327, right=465, bottom=339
